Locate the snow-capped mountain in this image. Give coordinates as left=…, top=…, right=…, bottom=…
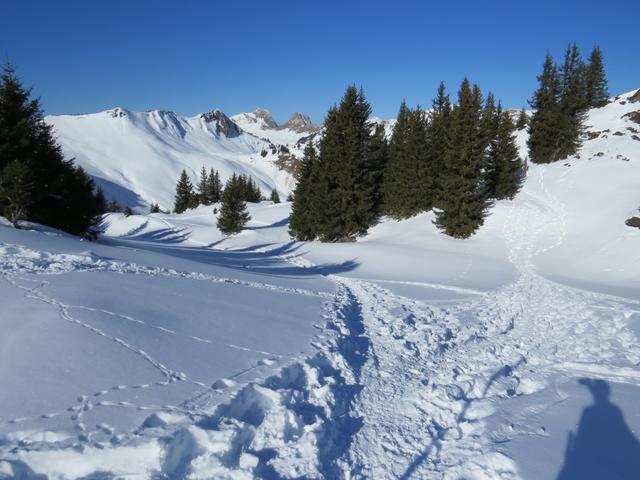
left=45, top=107, right=315, bottom=212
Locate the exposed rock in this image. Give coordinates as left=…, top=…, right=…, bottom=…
left=252, top=108, right=278, bottom=129
left=201, top=109, right=242, bottom=137
left=622, top=110, right=640, bottom=125
left=629, top=89, right=640, bottom=103
left=279, top=112, right=320, bottom=134
left=108, top=108, right=127, bottom=118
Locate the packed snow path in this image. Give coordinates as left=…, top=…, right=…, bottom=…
left=332, top=169, right=640, bottom=478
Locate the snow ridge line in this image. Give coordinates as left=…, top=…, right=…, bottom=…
left=157, top=280, right=368, bottom=479
left=0, top=242, right=333, bottom=299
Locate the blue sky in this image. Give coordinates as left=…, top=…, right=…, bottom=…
left=2, top=0, right=638, bottom=123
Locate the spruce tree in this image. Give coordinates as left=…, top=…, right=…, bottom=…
left=289, top=142, right=319, bottom=240
left=382, top=100, right=413, bottom=217
left=528, top=53, right=562, bottom=163
left=107, top=199, right=121, bottom=212
left=0, top=159, right=33, bottom=226
left=585, top=46, right=609, bottom=107
left=174, top=169, right=194, bottom=213
left=196, top=165, right=209, bottom=205
left=311, top=86, right=379, bottom=241
left=270, top=189, right=281, bottom=203
left=149, top=202, right=160, bottom=213
left=557, top=43, right=586, bottom=159
left=427, top=82, right=452, bottom=208
left=488, top=110, right=523, bottom=200
left=434, top=79, right=489, bottom=238
left=217, top=173, right=250, bottom=235
left=516, top=108, right=528, bottom=130
left=207, top=168, right=222, bottom=203
left=0, top=64, right=103, bottom=236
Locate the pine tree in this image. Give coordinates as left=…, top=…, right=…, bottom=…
left=0, top=63, right=103, bottom=236
left=0, top=159, right=33, bottom=226
left=585, top=46, right=609, bottom=108
left=528, top=53, right=562, bottom=163
left=196, top=165, right=209, bottom=205
left=289, top=142, right=319, bottom=240
left=174, top=169, right=194, bottom=213
left=434, top=79, right=489, bottom=238
left=217, top=173, right=250, bottom=235
left=95, top=187, right=107, bottom=215
left=516, top=108, right=528, bottom=130
left=270, top=189, right=281, bottom=203
left=149, top=202, right=160, bottom=213
left=488, top=111, right=523, bottom=200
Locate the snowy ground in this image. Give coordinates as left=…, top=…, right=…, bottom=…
left=1, top=91, right=640, bottom=478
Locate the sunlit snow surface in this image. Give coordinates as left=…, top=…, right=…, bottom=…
left=1, top=91, right=640, bottom=478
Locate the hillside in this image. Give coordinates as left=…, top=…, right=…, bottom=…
left=45, top=108, right=315, bottom=212
left=1, top=90, right=639, bottom=478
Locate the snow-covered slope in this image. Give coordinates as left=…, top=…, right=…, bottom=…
left=46, top=108, right=299, bottom=212
left=2, top=90, right=639, bottom=478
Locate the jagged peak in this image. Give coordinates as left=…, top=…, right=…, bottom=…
left=200, top=109, right=242, bottom=138
left=279, top=112, right=318, bottom=133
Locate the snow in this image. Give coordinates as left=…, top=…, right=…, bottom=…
left=1, top=90, right=640, bottom=478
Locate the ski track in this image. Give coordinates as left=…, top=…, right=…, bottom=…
left=2, top=167, right=640, bottom=477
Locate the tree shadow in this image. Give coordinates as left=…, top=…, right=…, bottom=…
left=556, top=378, right=640, bottom=480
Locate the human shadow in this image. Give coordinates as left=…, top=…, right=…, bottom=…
left=556, top=378, right=640, bottom=480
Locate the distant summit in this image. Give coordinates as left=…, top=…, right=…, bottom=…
left=279, top=112, right=319, bottom=133
left=200, top=109, right=242, bottom=137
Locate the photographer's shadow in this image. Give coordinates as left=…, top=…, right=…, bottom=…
left=557, top=378, right=640, bottom=480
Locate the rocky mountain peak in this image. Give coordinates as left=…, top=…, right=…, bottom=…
left=252, top=108, right=278, bottom=129
left=200, top=109, right=241, bottom=137
left=280, top=112, right=319, bottom=133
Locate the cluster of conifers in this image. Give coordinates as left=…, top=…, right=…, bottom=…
left=0, top=65, right=106, bottom=236
left=290, top=44, right=608, bottom=242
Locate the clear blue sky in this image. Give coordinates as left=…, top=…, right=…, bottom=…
left=2, top=0, right=638, bottom=123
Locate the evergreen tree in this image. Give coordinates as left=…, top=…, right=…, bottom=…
left=289, top=142, right=319, bottom=240
left=585, top=46, right=609, bottom=108
left=95, top=187, right=107, bottom=215
left=516, top=108, right=528, bottom=130
left=270, top=189, right=281, bottom=203
left=528, top=53, right=562, bottom=163
left=123, top=206, right=133, bottom=217
left=196, top=165, right=209, bottom=205
left=207, top=168, right=222, bottom=203
left=0, top=64, right=103, bottom=236
left=427, top=82, right=452, bottom=208
left=382, top=100, right=412, bottom=217
left=367, top=123, right=389, bottom=214
left=0, top=159, right=33, bottom=226
left=149, top=202, right=160, bottom=213
left=174, top=169, right=194, bottom=213
left=434, top=79, right=489, bottom=238
left=217, top=173, right=250, bottom=235
left=107, top=199, right=121, bottom=212
left=311, top=86, right=379, bottom=241
left=487, top=110, right=523, bottom=200
left=557, top=43, right=586, bottom=159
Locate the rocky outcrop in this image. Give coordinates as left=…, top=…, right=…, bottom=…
left=200, top=109, right=242, bottom=137
left=279, top=112, right=319, bottom=133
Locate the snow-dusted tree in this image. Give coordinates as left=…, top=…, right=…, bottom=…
left=487, top=110, right=523, bottom=200
left=217, top=173, right=250, bottom=235
left=270, top=189, right=281, bottom=203
left=174, top=169, right=195, bottom=213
